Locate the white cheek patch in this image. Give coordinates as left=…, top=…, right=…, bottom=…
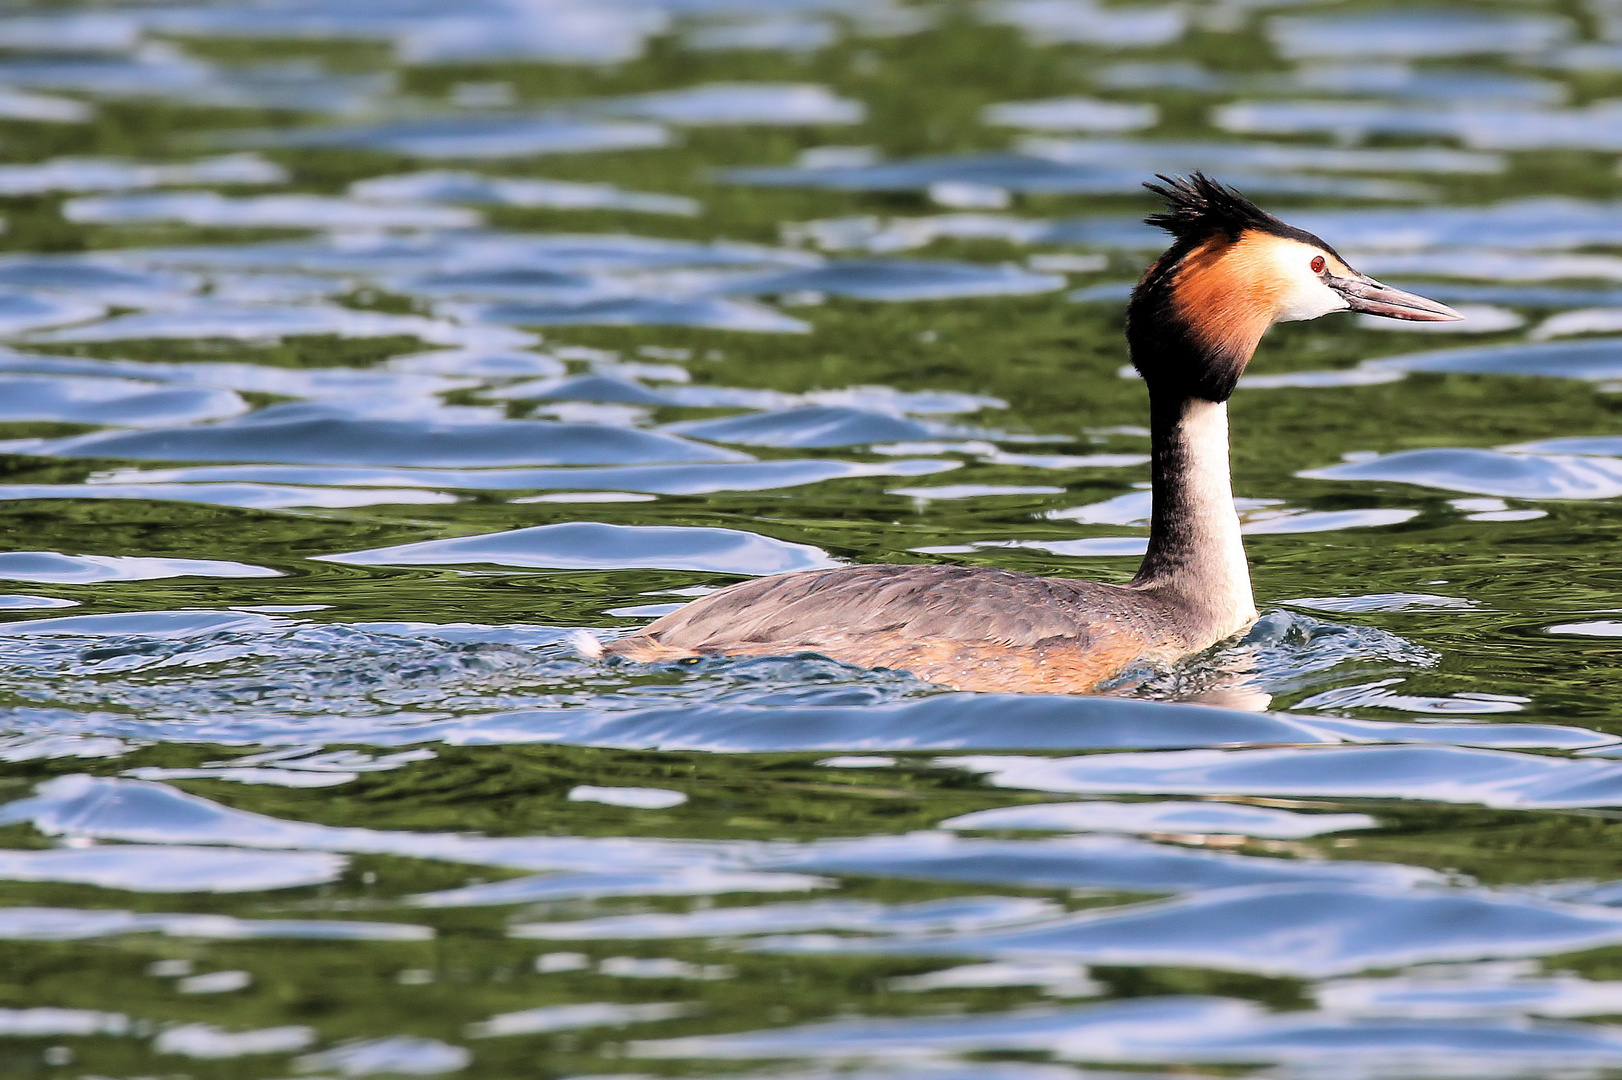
left=1275, top=279, right=1349, bottom=323
left=1265, top=239, right=1349, bottom=324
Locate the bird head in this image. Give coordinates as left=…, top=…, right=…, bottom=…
left=1126, top=172, right=1460, bottom=403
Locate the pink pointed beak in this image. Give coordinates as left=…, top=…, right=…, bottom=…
left=1330, top=273, right=1463, bottom=322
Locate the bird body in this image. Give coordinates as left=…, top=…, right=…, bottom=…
left=608, top=563, right=1179, bottom=693
left=607, top=175, right=1460, bottom=692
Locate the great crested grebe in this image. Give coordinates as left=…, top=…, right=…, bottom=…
left=605, top=174, right=1461, bottom=693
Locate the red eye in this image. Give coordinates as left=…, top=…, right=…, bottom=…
left=1310, top=255, right=1326, bottom=274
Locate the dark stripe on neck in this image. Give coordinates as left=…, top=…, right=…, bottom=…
left=1133, top=390, right=1209, bottom=587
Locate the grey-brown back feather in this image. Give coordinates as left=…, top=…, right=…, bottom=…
left=616, top=564, right=1181, bottom=654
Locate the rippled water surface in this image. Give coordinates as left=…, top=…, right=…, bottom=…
left=0, top=1, right=1621, bottom=1078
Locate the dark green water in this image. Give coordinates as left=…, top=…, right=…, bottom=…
left=0, top=2, right=1617, bottom=1078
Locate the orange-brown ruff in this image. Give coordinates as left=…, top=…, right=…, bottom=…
left=606, top=174, right=1461, bottom=693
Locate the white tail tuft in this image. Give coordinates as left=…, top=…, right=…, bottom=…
left=568, top=628, right=604, bottom=659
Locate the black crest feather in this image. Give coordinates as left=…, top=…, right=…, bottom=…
left=1143, top=172, right=1280, bottom=243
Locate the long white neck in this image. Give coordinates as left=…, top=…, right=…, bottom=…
left=1131, top=396, right=1256, bottom=645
